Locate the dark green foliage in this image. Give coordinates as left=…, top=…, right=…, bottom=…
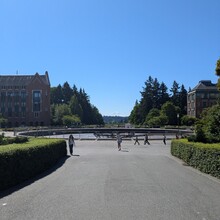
left=50, top=84, right=104, bottom=125
left=195, top=123, right=207, bottom=143
left=0, top=134, right=5, bottom=145
left=69, top=95, right=83, bottom=119
left=0, top=138, right=67, bottom=190
left=215, top=58, right=220, bottom=76
left=129, top=101, right=142, bottom=125
left=62, top=115, right=80, bottom=127
left=145, top=108, right=168, bottom=127
left=139, top=76, right=167, bottom=123
left=10, top=136, right=29, bottom=144
left=170, top=81, right=180, bottom=106
left=171, top=139, right=220, bottom=178
left=145, top=108, right=160, bottom=122
left=0, top=135, right=28, bottom=146
left=62, top=82, right=73, bottom=104
left=193, top=104, right=220, bottom=143
left=129, top=76, right=187, bottom=126
left=0, top=114, right=7, bottom=128
left=181, top=115, right=197, bottom=126
left=179, top=85, right=188, bottom=115
left=50, top=84, right=63, bottom=104
left=204, top=105, right=220, bottom=142
left=161, top=101, right=180, bottom=125
left=187, top=135, right=197, bottom=142
left=215, top=58, right=220, bottom=92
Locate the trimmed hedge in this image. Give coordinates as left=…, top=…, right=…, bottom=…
left=171, top=139, right=220, bottom=179
left=0, top=135, right=29, bottom=145
left=0, top=138, right=67, bottom=191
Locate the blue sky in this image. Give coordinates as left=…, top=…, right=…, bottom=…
left=1, top=0, right=220, bottom=116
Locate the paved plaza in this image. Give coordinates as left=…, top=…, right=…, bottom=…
left=1, top=140, right=220, bottom=220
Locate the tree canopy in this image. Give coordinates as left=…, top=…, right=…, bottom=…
left=50, top=84, right=104, bottom=126
left=129, top=76, right=187, bottom=126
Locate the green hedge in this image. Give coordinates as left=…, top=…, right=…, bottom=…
left=0, top=135, right=29, bottom=145
left=0, top=138, right=67, bottom=191
left=171, top=139, right=220, bottom=178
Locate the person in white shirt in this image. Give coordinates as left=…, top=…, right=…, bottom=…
left=68, top=134, right=75, bottom=155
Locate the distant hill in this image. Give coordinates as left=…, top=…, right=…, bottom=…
left=103, top=116, right=129, bottom=124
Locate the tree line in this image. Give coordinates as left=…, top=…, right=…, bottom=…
left=129, top=76, right=191, bottom=126
left=50, top=82, right=104, bottom=126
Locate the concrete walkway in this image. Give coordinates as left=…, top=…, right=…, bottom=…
left=1, top=140, right=220, bottom=220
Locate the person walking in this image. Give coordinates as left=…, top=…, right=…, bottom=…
left=163, top=134, right=166, bottom=145
left=117, top=134, right=122, bottom=151
left=134, top=135, right=140, bottom=145
left=68, top=134, right=75, bottom=155
left=144, top=133, right=150, bottom=145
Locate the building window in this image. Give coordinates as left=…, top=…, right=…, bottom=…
left=21, top=102, right=26, bottom=117
left=15, top=105, right=19, bottom=117
left=1, top=92, right=6, bottom=102
left=7, top=91, right=13, bottom=102
left=21, top=91, right=27, bottom=102
left=33, top=91, right=41, bottom=112
left=14, top=91, right=20, bottom=103
left=8, top=107, right=12, bottom=117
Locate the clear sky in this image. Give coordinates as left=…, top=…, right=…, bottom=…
left=1, top=0, right=220, bottom=116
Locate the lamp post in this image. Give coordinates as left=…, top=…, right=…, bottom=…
left=177, top=113, right=180, bottom=133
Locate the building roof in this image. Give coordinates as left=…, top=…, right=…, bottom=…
left=0, top=72, right=50, bottom=87
left=190, top=80, right=218, bottom=92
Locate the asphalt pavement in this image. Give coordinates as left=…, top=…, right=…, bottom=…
left=1, top=140, right=220, bottom=220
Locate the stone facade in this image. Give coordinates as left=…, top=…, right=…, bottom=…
left=0, top=72, right=50, bottom=127
left=187, top=80, right=220, bottom=118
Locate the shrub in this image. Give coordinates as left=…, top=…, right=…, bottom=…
left=195, top=104, right=220, bottom=143
left=171, top=139, right=220, bottom=178
left=187, top=135, right=196, bottom=142
left=0, top=136, right=29, bottom=146
left=0, top=138, right=67, bottom=190
left=181, top=115, right=197, bottom=126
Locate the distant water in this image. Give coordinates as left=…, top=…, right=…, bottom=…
left=45, top=133, right=175, bottom=140
left=46, top=133, right=97, bottom=140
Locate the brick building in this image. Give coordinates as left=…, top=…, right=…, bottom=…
left=187, top=80, right=220, bottom=118
left=0, top=72, right=50, bottom=127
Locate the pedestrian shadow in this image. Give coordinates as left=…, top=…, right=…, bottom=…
left=71, top=154, right=80, bottom=157
left=0, top=155, right=70, bottom=199
left=120, top=150, right=129, bottom=152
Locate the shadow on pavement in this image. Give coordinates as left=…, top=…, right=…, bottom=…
left=0, top=156, right=70, bottom=199
left=120, top=150, right=129, bottom=152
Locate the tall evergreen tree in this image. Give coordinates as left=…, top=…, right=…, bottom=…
left=158, top=82, right=170, bottom=108
left=129, top=100, right=142, bottom=124
left=91, top=106, right=104, bottom=125
left=78, top=89, right=94, bottom=124
left=152, top=78, right=161, bottom=109
left=216, top=58, right=220, bottom=90
left=130, top=76, right=171, bottom=125
left=69, top=95, right=83, bottom=119
left=62, top=82, right=73, bottom=104
left=72, top=84, right=79, bottom=97
left=179, top=84, right=187, bottom=115
left=170, top=81, right=180, bottom=106
left=50, top=84, right=63, bottom=104
left=139, top=76, right=155, bottom=123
